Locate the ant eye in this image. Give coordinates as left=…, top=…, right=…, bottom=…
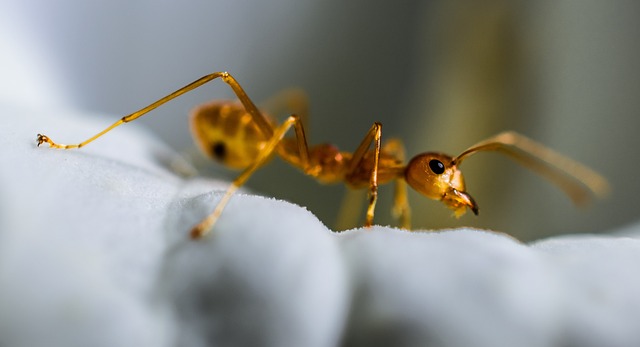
left=429, top=159, right=445, bottom=174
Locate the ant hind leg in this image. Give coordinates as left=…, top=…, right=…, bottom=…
left=190, top=114, right=310, bottom=239
left=36, top=72, right=274, bottom=149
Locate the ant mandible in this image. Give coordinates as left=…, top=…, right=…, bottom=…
left=36, top=71, right=610, bottom=238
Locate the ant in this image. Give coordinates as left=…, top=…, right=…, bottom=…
left=36, top=71, right=610, bottom=239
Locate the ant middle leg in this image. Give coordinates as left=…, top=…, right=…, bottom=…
left=190, top=113, right=311, bottom=239
left=346, top=122, right=383, bottom=227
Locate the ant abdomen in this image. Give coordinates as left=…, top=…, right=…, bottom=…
left=190, top=101, right=272, bottom=169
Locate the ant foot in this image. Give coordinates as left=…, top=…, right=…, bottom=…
left=36, top=134, right=51, bottom=147
left=190, top=225, right=209, bottom=240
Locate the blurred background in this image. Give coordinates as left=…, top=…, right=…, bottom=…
left=1, top=0, right=638, bottom=241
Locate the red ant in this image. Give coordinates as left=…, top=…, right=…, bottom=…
left=37, top=71, right=610, bottom=238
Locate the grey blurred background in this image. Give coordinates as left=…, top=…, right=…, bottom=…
left=1, top=0, right=638, bottom=241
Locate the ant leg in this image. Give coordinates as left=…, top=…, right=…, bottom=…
left=261, top=88, right=310, bottom=133
left=453, top=131, right=610, bottom=205
left=346, top=122, right=382, bottom=228
left=335, top=188, right=365, bottom=231
left=37, top=72, right=273, bottom=149
left=383, top=139, right=411, bottom=229
left=393, top=179, right=411, bottom=229
left=190, top=114, right=310, bottom=239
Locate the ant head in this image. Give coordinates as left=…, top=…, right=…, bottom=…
left=405, top=152, right=478, bottom=217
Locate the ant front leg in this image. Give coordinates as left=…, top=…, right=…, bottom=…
left=383, top=138, right=411, bottom=229
left=346, top=122, right=382, bottom=228
left=37, top=72, right=274, bottom=149
left=190, top=114, right=311, bottom=239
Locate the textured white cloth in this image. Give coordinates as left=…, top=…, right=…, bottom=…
left=1, top=103, right=639, bottom=347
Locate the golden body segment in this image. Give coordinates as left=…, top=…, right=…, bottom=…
left=36, top=71, right=610, bottom=238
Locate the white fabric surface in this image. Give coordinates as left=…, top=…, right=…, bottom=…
left=1, top=102, right=639, bottom=347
